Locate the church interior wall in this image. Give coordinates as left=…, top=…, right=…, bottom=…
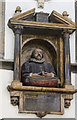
left=0, top=0, right=76, bottom=118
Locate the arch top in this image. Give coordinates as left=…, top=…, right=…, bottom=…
left=21, top=37, right=58, bottom=74
left=22, top=38, right=57, bottom=53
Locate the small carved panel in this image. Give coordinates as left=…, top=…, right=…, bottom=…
left=35, top=13, right=49, bottom=22
left=19, top=92, right=63, bottom=114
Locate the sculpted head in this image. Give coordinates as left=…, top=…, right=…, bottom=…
left=31, top=49, right=44, bottom=60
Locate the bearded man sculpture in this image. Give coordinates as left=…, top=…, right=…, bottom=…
left=21, top=48, right=60, bottom=87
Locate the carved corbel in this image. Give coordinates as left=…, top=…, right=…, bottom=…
left=9, top=90, right=20, bottom=106
left=11, top=96, right=19, bottom=106
left=62, top=94, right=73, bottom=108
left=36, top=112, right=47, bottom=118
left=64, top=99, right=71, bottom=108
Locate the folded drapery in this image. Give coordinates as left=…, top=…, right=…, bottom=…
left=24, top=76, right=60, bottom=87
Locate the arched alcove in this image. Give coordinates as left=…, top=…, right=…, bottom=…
left=21, top=38, right=57, bottom=73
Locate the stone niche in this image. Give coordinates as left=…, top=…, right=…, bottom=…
left=7, top=7, right=77, bottom=118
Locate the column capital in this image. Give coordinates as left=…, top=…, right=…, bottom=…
left=13, top=25, right=23, bottom=34
left=63, top=32, right=70, bottom=38
left=62, top=29, right=72, bottom=38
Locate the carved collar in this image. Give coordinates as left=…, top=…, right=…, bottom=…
left=30, top=58, right=45, bottom=63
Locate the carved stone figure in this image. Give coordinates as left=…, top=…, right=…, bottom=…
left=37, top=0, right=50, bottom=8
left=38, top=0, right=44, bottom=8
left=21, top=48, right=60, bottom=87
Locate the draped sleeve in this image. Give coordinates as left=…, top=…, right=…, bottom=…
left=45, top=63, right=56, bottom=74
left=21, top=62, right=30, bottom=82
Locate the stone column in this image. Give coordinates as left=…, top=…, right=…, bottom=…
left=12, top=25, right=23, bottom=86
left=63, top=31, right=71, bottom=85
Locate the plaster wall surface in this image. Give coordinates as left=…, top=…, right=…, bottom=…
left=0, top=0, right=76, bottom=118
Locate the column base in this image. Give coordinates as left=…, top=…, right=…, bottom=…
left=11, top=80, right=22, bottom=87
left=64, top=84, right=74, bottom=90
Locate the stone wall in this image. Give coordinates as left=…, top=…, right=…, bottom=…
left=0, top=0, right=76, bottom=119
left=0, top=2, right=5, bottom=58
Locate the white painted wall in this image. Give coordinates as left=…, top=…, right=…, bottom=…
left=0, top=0, right=76, bottom=118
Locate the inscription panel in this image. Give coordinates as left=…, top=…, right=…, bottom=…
left=20, top=92, right=62, bottom=113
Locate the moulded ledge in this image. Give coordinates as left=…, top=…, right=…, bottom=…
left=7, top=85, right=77, bottom=94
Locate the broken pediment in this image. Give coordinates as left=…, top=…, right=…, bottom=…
left=8, top=7, right=76, bottom=32
left=12, top=7, right=35, bottom=21
left=49, top=10, right=75, bottom=25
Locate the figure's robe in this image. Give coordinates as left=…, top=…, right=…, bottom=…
left=21, top=60, right=56, bottom=86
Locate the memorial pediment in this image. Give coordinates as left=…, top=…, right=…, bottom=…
left=8, top=7, right=76, bottom=33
